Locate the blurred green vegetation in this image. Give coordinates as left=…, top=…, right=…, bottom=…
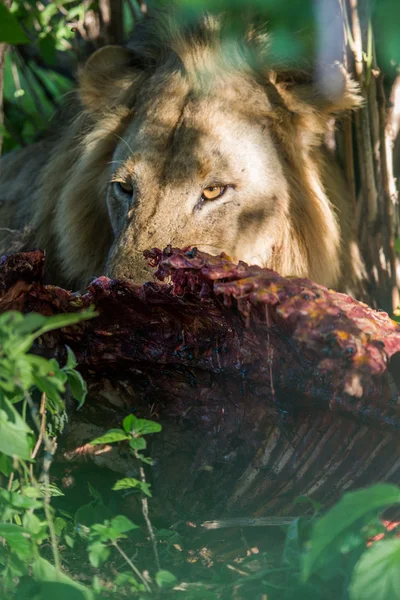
left=1, top=0, right=400, bottom=154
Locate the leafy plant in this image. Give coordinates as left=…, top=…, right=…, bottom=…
left=0, top=309, right=96, bottom=597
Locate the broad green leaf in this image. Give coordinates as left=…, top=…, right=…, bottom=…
left=12, top=313, right=47, bottom=336
left=395, top=238, right=400, bottom=255
left=0, top=523, right=33, bottom=560
left=53, top=517, right=67, bottom=537
left=0, top=3, right=29, bottom=44
left=136, top=453, right=154, bottom=465
left=88, top=541, right=110, bottom=568
left=65, top=534, right=75, bottom=548
left=0, top=453, right=13, bottom=476
left=155, top=570, right=178, bottom=589
left=0, top=400, right=34, bottom=460
left=0, top=488, right=42, bottom=510
left=134, top=418, right=162, bottom=435
left=67, top=370, right=87, bottom=408
left=32, top=557, right=93, bottom=599
left=65, top=346, right=78, bottom=370
left=129, top=437, right=147, bottom=451
left=12, top=310, right=97, bottom=355
left=32, top=374, right=64, bottom=406
left=123, top=414, right=162, bottom=435
left=122, top=414, right=136, bottom=434
left=75, top=501, right=113, bottom=529
left=34, top=310, right=97, bottom=337
left=90, top=429, right=130, bottom=445
left=112, top=478, right=152, bottom=497
left=350, top=539, right=400, bottom=600
left=110, top=515, right=138, bottom=534
left=302, top=484, right=400, bottom=581
left=3, top=551, right=27, bottom=579
left=23, top=512, right=45, bottom=537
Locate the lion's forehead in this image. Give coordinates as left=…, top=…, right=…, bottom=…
left=114, top=80, right=279, bottom=187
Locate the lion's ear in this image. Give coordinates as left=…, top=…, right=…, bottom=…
left=273, top=63, right=362, bottom=124
left=79, top=46, right=139, bottom=114
left=301, top=63, right=362, bottom=114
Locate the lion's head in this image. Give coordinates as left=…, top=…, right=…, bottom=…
left=36, top=13, right=362, bottom=289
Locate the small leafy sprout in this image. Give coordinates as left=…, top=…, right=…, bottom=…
left=90, top=414, right=162, bottom=496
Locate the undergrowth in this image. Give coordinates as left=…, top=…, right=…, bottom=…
left=0, top=310, right=400, bottom=599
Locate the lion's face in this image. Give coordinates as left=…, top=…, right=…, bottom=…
left=105, top=74, right=289, bottom=283
left=53, top=15, right=361, bottom=290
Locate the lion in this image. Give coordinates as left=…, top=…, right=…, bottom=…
left=0, top=13, right=364, bottom=293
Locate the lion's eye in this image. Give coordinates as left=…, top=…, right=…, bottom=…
left=201, top=185, right=226, bottom=201
left=114, top=180, right=133, bottom=195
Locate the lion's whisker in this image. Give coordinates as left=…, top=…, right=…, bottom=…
left=114, top=134, right=135, bottom=156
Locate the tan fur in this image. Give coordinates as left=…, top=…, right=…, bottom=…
left=0, top=13, right=365, bottom=293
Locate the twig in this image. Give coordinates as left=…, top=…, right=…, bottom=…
left=134, top=450, right=160, bottom=571
left=30, top=392, right=47, bottom=462
left=24, top=391, right=60, bottom=578
left=7, top=472, right=14, bottom=492
left=200, top=516, right=297, bottom=530
left=112, top=539, right=151, bottom=592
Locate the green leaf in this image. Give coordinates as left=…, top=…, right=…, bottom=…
left=32, top=557, right=93, bottom=599
left=38, top=483, right=65, bottom=497
left=65, top=346, right=78, bottom=370
left=122, top=414, right=162, bottom=436
left=53, top=517, right=67, bottom=537
left=32, top=373, right=64, bottom=406
left=113, top=478, right=142, bottom=491
left=395, top=238, right=400, bottom=255
left=350, top=539, right=400, bottom=600
left=88, top=541, right=110, bottom=568
left=38, top=582, right=90, bottom=600
left=0, top=488, right=42, bottom=510
left=0, top=398, right=34, bottom=460
left=112, top=478, right=152, bottom=497
left=65, top=534, right=75, bottom=548
left=122, top=414, right=136, bottom=433
left=136, top=453, right=154, bottom=465
left=155, top=570, right=178, bottom=589
left=0, top=3, right=29, bottom=44
left=302, top=484, right=400, bottom=581
left=0, top=453, right=13, bottom=476
left=90, top=429, right=130, bottom=445
left=12, top=313, right=48, bottom=336
left=75, top=501, right=113, bottom=529
left=34, top=310, right=97, bottom=337
left=129, top=437, right=147, bottom=451
left=110, top=515, right=138, bottom=534
left=67, top=370, right=87, bottom=409
left=0, top=523, right=33, bottom=560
